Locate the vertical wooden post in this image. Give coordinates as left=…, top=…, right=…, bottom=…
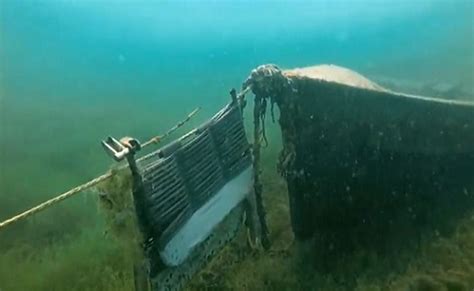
left=252, top=95, right=271, bottom=249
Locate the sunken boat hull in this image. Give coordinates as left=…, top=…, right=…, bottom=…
left=248, top=64, right=474, bottom=249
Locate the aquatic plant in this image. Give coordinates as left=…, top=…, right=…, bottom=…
left=189, top=160, right=474, bottom=290
left=0, top=148, right=473, bottom=290
left=95, top=167, right=144, bottom=264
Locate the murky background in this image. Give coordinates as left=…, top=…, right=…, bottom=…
left=1, top=1, right=473, bottom=290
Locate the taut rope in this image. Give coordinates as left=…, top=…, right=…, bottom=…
left=0, top=173, right=113, bottom=230
left=0, top=107, right=201, bottom=230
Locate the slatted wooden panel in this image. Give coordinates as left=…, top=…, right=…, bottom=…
left=134, top=104, right=251, bottom=267
left=142, top=156, right=192, bottom=240
left=178, top=130, right=224, bottom=209
left=210, top=107, right=252, bottom=179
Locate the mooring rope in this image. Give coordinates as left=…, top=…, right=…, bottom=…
left=0, top=107, right=201, bottom=230
left=0, top=173, right=114, bottom=230
left=141, top=107, right=201, bottom=148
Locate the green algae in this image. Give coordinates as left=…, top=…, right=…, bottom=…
left=95, top=167, right=145, bottom=269
left=189, top=163, right=474, bottom=291
left=0, top=153, right=473, bottom=290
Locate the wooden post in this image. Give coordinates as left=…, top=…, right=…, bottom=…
left=252, top=94, right=271, bottom=249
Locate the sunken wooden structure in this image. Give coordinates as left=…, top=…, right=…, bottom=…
left=125, top=103, right=259, bottom=290
left=244, top=64, right=474, bottom=248
left=106, top=64, right=473, bottom=289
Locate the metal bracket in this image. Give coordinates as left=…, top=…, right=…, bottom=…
left=101, top=136, right=141, bottom=162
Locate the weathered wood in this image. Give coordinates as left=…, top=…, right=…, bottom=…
left=126, top=104, right=254, bottom=290
left=272, top=65, right=474, bottom=243
left=252, top=95, right=271, bottom=249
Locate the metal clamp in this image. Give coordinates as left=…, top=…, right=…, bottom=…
left=101, top=136, right=141, bottom=161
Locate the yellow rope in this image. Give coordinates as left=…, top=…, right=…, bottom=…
left=141, top=107, right=201, bottom=148
left=0, top=91, right=258, bottom=231
left=0, top=107, right=202, bottom=231
left=0, top=172, right=113, bottom=229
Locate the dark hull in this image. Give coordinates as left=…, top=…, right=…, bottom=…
left=274, top=68, right=474, bottom=247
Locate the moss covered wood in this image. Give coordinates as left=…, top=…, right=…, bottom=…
left=247, top=64, right=474, bottom=245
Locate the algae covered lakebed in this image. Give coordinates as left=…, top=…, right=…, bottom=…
left=1, top=148, right=473, bottom=291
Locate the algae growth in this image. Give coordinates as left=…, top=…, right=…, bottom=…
left=95, top=167, right=144, bottom=263
left=188, top=151, right=474, bottom=291
left=0, top=150, right=473, bottom=290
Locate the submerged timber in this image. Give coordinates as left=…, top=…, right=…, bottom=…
left=247, top=64, right=474, bottom=254
left=98, top=104, right=260, bottom=291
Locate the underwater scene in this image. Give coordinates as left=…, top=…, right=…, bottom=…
left=1, top=1, right=474, bottom=290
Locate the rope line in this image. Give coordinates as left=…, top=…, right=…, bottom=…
left=0, top=173, right=113, bottom=229
left=0, top=107, right=201, bottom=231
left=141, top=107, right=201, bottom=148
